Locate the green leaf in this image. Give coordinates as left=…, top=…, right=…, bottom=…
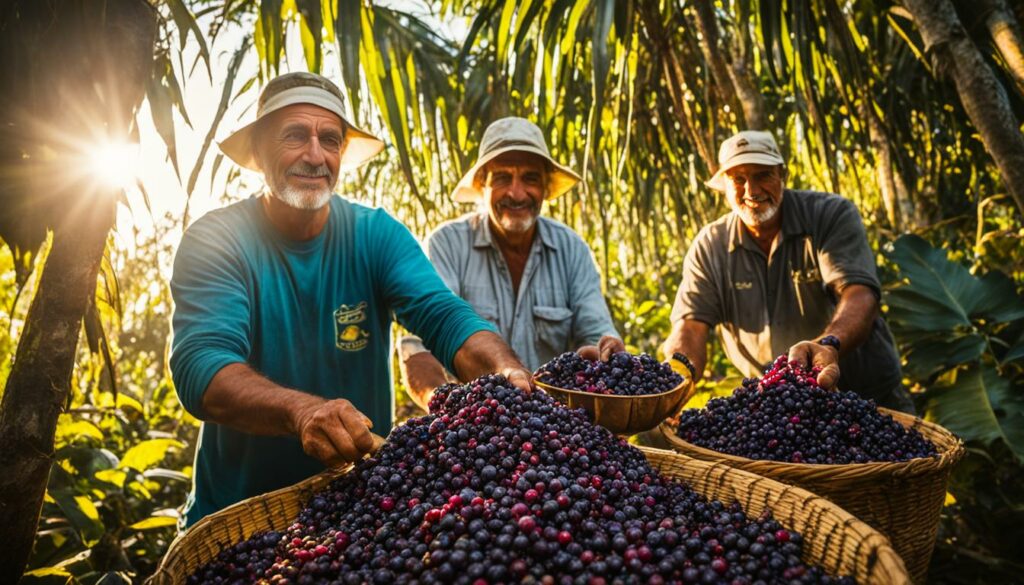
left=51, top=491, right=104, bottom=547
left=167, top=0, right=212, bottom=81
left=885, top=234, right=1024, bottom=379
left=119, top=438, right=184, bottom=472
left=924, top=364, right=1024, bottom=462
left=55, top=415, right=103, bottom=446
left=146, top=53, right=181, bottom=180
left=21, top=567, right=75, bottom=585
left=297, top=0, right=324, bottom=72
left=336, top=0, right=363, bottom=114
left=129, top=515, right=179, bottom=530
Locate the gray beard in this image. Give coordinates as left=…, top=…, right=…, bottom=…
left=277, top=185, right=333, bottom=210
left=732, top=200, right=780, bottom=227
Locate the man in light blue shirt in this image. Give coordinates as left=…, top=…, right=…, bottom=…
left=170, top=73, right=532, bottom=526
left=399, top=117, right=623, bottom=407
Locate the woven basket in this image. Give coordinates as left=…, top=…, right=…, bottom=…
left=659, top=408, right=964, bottom=584
left=534, top=376, right=696, bottom=435
left=149, top=447, right=908, bottom=584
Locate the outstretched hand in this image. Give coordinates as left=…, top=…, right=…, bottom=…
left=787, top=341, right=840, bottom=390
left=577, top=335, right=626, bottom=362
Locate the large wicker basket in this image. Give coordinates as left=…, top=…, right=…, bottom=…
left=149, top=447, right=909, bottom=584
left=659, top=408, right=964, bottom=584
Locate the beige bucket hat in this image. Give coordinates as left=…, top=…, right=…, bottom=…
left=705, top=130, right=786, bottom=191
left=219, top=72, right=384, bottom=173
left=452, top=117, right=582, bottom=203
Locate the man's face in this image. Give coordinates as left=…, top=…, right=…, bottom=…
left=723, top=163, right=785, bottom=227
left=481, top=151, right=548, bottom=236
left=255, top=104, right=344, bottom=210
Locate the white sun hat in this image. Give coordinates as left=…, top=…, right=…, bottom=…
left=705, top=130, right=786, bottom=192
left=452, top=117, right=582, bottom=203
left=219, top=71, right=384, bottom=173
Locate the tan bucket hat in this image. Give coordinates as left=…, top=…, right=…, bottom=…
left=452, top=117, right=582, bottom=203
left=219, top=72, right=384, bottom=173
left=705, top=130, right=786, bottom=191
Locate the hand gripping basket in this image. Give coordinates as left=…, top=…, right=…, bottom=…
left=148, top=447, right=909, bottom=584
left=659, top=408, right=964, bottom=583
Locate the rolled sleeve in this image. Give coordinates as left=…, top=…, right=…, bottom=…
left=372, top=210, right=495, bottom=372
left=169, top=220, right=251, bottom=420
left=671, top=229, right=722, bottom=327
left=817, top=198, right=881, bottom=297
left=566, top=237, right=619, bottom=346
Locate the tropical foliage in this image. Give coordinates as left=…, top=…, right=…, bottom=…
left=1, top=0, right=1023, bottom=583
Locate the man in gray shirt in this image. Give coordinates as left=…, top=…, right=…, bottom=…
left=662, top=130, right=914, bottom=412
left=400, top=117, right=623, bottom=407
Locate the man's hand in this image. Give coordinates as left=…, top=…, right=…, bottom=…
left=788, top=341, right=840, bottom=390
left=501, top=366, right=535, bottom=395
left=577, top=335, right=626, bottom=362
left=291, top=398, right=376, bottom=466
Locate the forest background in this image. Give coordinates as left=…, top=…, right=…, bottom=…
left=0, top=0, right=1022, bottom=583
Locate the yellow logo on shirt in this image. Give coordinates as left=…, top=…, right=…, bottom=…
left=734, top=281, right=753, bottom=290
left=335, top=301, right=370, bottom=351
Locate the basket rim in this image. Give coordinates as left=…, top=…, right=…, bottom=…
left=533, top=376, right=693, bottom=400
left=659, top=406, right=965, bottom=476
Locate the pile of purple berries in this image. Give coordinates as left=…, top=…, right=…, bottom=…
left=189, top=375, right=853, bottom=584
left=676, top=356, right=938, bottom=464
left=536, top=351, right=684, bottom=396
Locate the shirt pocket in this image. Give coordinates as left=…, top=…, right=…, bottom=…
left=464, top=293, right=501, bottom=331
left=533, top=305, right=574, bottom=359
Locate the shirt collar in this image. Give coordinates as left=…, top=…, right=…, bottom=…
left=471, top=213, right=559, bottom=251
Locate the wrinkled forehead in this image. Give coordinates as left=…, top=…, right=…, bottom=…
left=260, top=103, right=345, bottom=133
left=484, top=151, right=550, bottom=174
left=724, top=162, right=781, bottom=178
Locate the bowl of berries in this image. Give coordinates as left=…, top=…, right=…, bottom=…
left=533, top=351, right=696, bottom=435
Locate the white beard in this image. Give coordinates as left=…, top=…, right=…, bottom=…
left=277, top=184, right=333, bottom=210
left=498, top=212, right=538, bottom=234
left=731, top=199, right=780, bottom=227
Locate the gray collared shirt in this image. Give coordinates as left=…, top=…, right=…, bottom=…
left=422, top=212, right=619, bottom=371
left=671, top=189, right=904, bottom=403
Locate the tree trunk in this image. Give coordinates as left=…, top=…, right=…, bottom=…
left=0, top=1, right=157, bottom=580
left=902, top=0, right=1024, bottom=217
left=691, top=0, right=767, bottom=130
left=980, top=0, right=1024, bottom=94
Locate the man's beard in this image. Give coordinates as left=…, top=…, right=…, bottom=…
left=731, top=197, right=780, bottom=227
left=493, top=197, right=540, bottom=234
left=270, top=162, right=336, bottom=210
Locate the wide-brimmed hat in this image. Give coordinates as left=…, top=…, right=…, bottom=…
left=219, top=72, right=384, bottom=173
left=452, top=117, right=582, bottom=203
left=705, top=130, right=786, bottom=191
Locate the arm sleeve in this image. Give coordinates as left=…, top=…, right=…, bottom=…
left=168, top=219, right=251, bottom=420
left=567, top=236, right=619, bottom=346
left=426, top=227, right=463, bottom=296
left=817, top=198, right=882, bottom=297
left=371, top=210, right=496, bottom=373
left=670, top=231, right=722, bottom=327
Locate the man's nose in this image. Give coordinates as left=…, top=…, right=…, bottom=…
left=302, top=135, right=327, bottom=166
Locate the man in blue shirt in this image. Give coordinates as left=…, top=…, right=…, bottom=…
left=170, top=72, right=531, bottom=526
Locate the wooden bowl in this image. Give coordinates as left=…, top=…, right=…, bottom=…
left=534, top=375, right=696, bottom=435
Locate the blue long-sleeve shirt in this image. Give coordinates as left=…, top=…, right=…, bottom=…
left=170, top=195, right=495, bottom=526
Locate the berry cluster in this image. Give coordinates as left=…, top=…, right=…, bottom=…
left=676, top=356, right=938, bottom=464
left=536, top=351, right=684, bottom=396
left=189, top=375, right=852, bottom=584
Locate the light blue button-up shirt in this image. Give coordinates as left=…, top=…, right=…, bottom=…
left=423, top=212, right=619, bottom=371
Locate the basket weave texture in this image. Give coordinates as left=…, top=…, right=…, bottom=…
left=534, top=377, right=695, bottom=435
left=659, top=407, right=964, bottom=584
left=149, top=447, right=909, bottom=584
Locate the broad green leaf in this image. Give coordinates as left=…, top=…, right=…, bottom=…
left=51, top=491, right=104, bottom=547
left=119, top=438, right=184, bottom=472
left=21, top=567, right=74, bottom=585
left=55, top=415, right=103, bottom=446
left=129, top=516, right=179, bottom=530
left=95, top=468, right=128, bottom=488
left=167, top=0, right=211, bottom=81
left=146, top=54, right=181, bottom=180
left=924, top=364, right=1024, bottom=462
